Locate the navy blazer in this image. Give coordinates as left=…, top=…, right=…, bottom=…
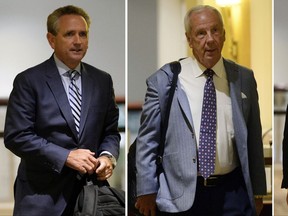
left=4, top=56, right=120, bottom=215
left=136, top=58, right=266, bottom=214
left=282, top=104, right=288, bottom=188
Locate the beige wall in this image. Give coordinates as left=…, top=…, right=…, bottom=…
left=250, top=0, right=272, bottom=131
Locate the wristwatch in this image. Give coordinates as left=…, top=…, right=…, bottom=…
left=101, top=153, right=117, bottom=169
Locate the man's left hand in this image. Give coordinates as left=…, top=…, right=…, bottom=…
left=95, top=155, right=114, bottom=180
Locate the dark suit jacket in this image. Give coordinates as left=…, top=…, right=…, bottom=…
left=136, top=58, right=266, bottom=214
left=282, top=105, right=288, bottom=188
left=4, top=56, right=120, bottom=215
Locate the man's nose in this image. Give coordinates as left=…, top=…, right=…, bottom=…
left=206, top=31, right=215, bottom=42
left=73, top=35, right=81, bottom=44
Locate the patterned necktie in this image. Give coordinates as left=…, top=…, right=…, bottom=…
left=198, top=69, right=217, bottom=179
left=68, top=70, right=81, bottom=133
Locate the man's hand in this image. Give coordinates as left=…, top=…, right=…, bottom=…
left=65, top=149, right=98, bottom=174
left=135, top=194, right=157, bottom=216
left=95, top=155, right=114, bottom=180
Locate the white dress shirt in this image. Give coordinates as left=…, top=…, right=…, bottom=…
left=179, top=57, right=239, bottom=175
left=53, top=55, right=82, bottom=98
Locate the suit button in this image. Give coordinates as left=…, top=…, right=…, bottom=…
left=193, top=158, right=196, bottom=163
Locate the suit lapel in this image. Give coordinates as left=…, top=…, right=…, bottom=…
left=78, top=64, right=93, bottom=138
left=224, top=59, right=248, bottom=168
left=161, top=64, right=194, bottom=133
left=176, top=84, right=195, bottom=133
left=224, top=59, right=246, bottom=134
left=162, top=64, right=194, bottom=133
left=224, top=59, right=242, bottom=110
left=45, top=57, right=79, bottom=139
left=159, top=65, right=194, bottom=134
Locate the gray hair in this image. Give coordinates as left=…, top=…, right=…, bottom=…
left=184, top=5, right=224, bottom=34
left=47, top=5, right=91, bottom=35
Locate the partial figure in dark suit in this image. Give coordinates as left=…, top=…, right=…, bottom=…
left=4, top=5, right=120, bottom=216
left=135, top=5, right=266, bottom=216
left=281, top=105, right=288, bottom=204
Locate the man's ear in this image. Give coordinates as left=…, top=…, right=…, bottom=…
left=185, top=32, right=193, bottom=48
left=47, top=32, right=55, bottom=49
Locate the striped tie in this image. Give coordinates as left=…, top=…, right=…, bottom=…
left=68, top=70, right=81, bottom=133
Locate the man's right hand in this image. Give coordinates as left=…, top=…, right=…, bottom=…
left=135, top=194, right=157, bottom=216
left=65, top=149, right=98, bottom=174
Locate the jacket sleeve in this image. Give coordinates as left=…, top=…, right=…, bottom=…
left=136, top=76, right=162, bottom=196
left=4, top=72, right=70, bottom=174
left=97, top=74, right=121, bottom=160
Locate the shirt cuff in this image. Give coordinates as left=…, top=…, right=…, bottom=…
left=100, top=151, right=117, bottom=168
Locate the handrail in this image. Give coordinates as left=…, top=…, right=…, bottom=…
left=0, top=99, right=8, bottom=106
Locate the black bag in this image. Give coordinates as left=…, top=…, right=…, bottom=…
left=74, top=176, right=125, bottom=216
left=127, top=139, right=138, bottom=215
left=128, top=61, right=181, bottom=215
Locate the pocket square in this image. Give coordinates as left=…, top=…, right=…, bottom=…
left=241, top=92, right=247, bottom=99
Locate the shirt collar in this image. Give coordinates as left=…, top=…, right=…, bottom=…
left=193, top=57, right=225, bottom=78
left=53, top=54, right=82, bottom=76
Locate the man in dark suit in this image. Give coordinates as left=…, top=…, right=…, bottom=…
left=4, top=5, right=120, bottom=216
left=281, top=105, right=288, bottom=204
left=135, top=5, right=266, bottom=216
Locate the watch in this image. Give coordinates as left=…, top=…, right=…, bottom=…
left=101, top=153, right=117, bottom=169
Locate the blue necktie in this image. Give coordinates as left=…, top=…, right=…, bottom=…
left=198, top=69, right=217, bottom=179
left=68, top=70, right=81, bottom=133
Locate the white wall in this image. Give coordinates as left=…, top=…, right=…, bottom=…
left=128, top=0, right=187, bottom=103
left=0, top=0, right=125, bottom=98
left=157, top=0, right=187, bottom=67
left=274, top=0, right=288, bottom=88
left=274, top=0, right=288, bottom=165
left=128, top=0, right=158, bottom=103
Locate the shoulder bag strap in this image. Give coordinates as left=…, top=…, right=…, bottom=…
left=156, top=61, right=181, bottom=173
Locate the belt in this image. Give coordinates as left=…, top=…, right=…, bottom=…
left=197, top=167, right=241, bottom=187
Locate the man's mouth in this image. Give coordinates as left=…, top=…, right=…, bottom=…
left=71, top=48, right=82, bottom=52
left=206, top=48, right=216, bottom=52
left=205, top=49, right=218, bottom=56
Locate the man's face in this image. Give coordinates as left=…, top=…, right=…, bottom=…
left=186, top=9, right=225, bottom=69
left=47, top=14, right=89, bottom=69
